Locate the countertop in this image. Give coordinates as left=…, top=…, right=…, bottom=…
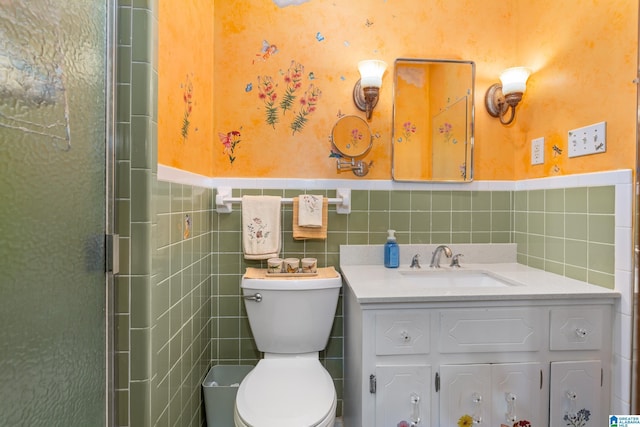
left=340, top=263, right=621, bottom=304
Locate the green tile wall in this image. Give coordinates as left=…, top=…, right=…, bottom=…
left=115, top=2, right=212, bottom=426
left=514, top=186, right=615, bottom=288
left=150, top=182, right=213, bottom=427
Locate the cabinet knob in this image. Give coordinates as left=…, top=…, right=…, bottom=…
left=575, top=328, right=588, bottom=338
left=505, top=392, right=517, bottom=424
left=565, top=390, right=578, bottom=421
left=471, top=392, right=483, bottom=424
left=410, top=392, right=421, bottom=426
left=400, top=330, right=411, bottom=342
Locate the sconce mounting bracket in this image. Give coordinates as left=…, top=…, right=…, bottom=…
left=484, top=83, right=506, bottom=117
left=353, top=80, right=379, bottom=112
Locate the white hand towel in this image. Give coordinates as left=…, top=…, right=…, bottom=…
left=242, top=195, right=281, bottom=260
left=298, top=194, right=323, bottom=228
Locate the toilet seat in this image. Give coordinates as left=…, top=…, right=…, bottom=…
left=234, top=358, right=336, bottom=427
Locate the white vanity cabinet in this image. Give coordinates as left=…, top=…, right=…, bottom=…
left=343, top=286, right=614, bottom=427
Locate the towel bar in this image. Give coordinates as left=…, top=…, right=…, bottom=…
left=215, top=187, right=351, bottom=214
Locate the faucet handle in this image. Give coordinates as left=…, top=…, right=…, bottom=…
left=450, top=253, right=464, bottom=268
left=410, top=253, right=421, bottom=269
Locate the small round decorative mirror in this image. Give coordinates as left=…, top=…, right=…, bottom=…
left=331, top=115, right=373, bottom=176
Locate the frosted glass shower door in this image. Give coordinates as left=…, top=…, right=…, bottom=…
left=0, top=0, right=109, bottom=425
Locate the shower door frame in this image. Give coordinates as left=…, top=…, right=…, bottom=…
left=105, top=0, right=117, bottom=425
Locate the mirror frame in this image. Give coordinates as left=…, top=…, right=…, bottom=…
left=391, top=58, right=475, bottom=182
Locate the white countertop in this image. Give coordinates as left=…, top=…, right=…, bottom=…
left=340, top=263, right=620, bottom=304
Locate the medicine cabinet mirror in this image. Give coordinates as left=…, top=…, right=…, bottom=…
left=392, top=58, right=475, bottom=182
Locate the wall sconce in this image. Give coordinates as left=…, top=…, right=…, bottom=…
left=485, top=67, right=531, bottom=125
left=353, top=59, right=387, bottom=121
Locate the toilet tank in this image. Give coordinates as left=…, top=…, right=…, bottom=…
left=241, top=275, right=342, bottom=354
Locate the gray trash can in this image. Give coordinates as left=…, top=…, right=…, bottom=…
left=202, top=365, right=254, bottom=426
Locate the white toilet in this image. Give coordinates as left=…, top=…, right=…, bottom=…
left=234, top=273, right=342, bottom=427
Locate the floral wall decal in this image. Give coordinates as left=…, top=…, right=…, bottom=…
left=181, top=73, right=194, bottom=143
left=256, top=60, right=321, bottom=135
left=290, top=83, right=321, bottom=134
left=218, top=129, right=242, bottom=164
left=183, top=214, right=191, bottom=239
left=257, top=75, right=279, bottom=128
left=280, top=60, right=303, bottom=114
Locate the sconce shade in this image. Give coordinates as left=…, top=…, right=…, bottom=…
left=499, top=67, right=531, bottom=95
left=358, top=60, right=388, bottom=88
left=354, top=59, right=387, bottom=121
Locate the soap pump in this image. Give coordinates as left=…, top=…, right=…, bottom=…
left=384, top=229, right=399, bottom=268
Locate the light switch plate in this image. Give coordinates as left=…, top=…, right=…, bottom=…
left=531, top=137, right=544, bottom=165
left=568, top=121, right=606, bottom=158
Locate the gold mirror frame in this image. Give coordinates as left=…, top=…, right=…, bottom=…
left=392, top=58, right=475, bottom=182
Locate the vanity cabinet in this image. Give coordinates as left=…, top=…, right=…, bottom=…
left=343, top=290, right=614, bottom=427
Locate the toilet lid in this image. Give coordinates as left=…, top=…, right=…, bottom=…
left=235, top=358, right=336, bottom=427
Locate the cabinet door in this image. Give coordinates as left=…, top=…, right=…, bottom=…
left=550, top=360, right=602, bottom=427
left=440, top=364, right=492, bottom=426
left=440, top=363, right=543, bottom=427
left=492, top=363, right=543, bottom=426
left=375, top=365, right=431, bottom=427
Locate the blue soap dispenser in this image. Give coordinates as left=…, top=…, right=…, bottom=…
left=384, top=229, right=399, bottom=268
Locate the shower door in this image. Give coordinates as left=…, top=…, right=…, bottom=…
left=0, top=0, right=113, bottom=425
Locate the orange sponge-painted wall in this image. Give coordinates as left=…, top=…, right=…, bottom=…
left=512, top=0, right=637, bottom=179
left=158, top=0, right=214, bottom=177
left=158, top=0, right=637, bottom=181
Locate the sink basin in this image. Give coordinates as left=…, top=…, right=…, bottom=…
left=398, top=269, right=520, bottom=288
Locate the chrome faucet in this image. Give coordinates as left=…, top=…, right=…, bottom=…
left=430, top=245, right=452, bottom=268
left=410, top=253, right=421, bottom=269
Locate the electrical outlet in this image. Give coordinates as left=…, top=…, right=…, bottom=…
left=568, top=121, right=606, bottom=158
left=531, top=137, right=544, bottom=165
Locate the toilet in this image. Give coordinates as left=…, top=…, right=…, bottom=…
left=234, top=272, right=342, bottom=427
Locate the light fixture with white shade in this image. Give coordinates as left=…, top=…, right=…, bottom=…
left=485, top=67, right=531, bottom=125
left=353, top=59, right=387, bottom=121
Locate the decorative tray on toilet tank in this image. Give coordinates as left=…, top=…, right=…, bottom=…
left=244, top=267, right=339, bottom=279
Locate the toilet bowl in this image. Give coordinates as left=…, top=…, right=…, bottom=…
left=234, top=357, right=336, bottom=427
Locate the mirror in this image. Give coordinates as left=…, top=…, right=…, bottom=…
left=332, top=115, right=373, bottom=176
left=392, top=58, right=475, bottom=182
